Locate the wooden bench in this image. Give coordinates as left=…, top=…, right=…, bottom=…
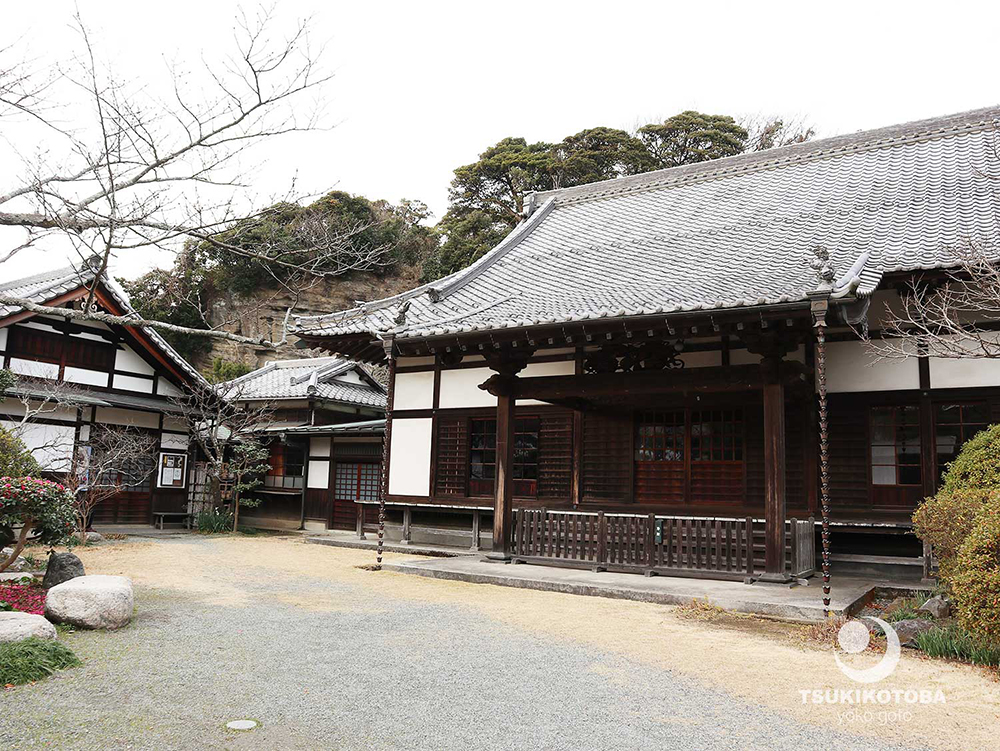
left=152, top=511, right=194, bottom=530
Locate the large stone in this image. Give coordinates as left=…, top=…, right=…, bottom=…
left=892, top=618, right=938, bottom=648
left=84, top=532, right=104, bottom=543
left=0, top=611, right=57, bottom=642
left=45, top=575, right=133, bottom=630
left=42, top=552, right=85, bottom=589
left=917, top=595, right=951, bottom=619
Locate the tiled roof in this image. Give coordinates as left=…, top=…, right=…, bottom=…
left=295, top=105, right=1000, bottom=346
left=0, top=258, right=207, bottom=386
left=218, top=356, right=386, bottom=408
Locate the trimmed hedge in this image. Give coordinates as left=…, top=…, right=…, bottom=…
left=951, top=504, right=1000, bottom=642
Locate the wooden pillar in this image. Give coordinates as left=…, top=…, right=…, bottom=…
left=356, top=504, right=366, bottom=539
left=487, top=390, right=516, bottom=561
left=400, top=507, right=412, bottom=545
left=762, top=356, right=788, bottom=579
left=470, top=509, right=481, bottom=551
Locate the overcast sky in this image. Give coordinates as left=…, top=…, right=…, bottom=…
left=3, top=0, right=999, bottom=281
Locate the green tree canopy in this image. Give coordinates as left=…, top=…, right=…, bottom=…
left=425, top=110, right=807, bottom=280
left=637, top=111, right=749, bottom=169
left=124, top=191, right=437, bottom=364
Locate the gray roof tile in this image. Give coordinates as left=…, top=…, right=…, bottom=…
left=295, top=105, right=1000, bottom=343
left=218, top=356, right=386, bottom=408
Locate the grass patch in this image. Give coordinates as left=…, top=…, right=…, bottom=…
left=0, top=637, right=81, bottom=686
left=883, top=596, right=930, bottom=623
left=914, top=624, right=1000, bottom=667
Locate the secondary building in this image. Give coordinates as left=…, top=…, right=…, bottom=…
left=218, top=356, right=386, bottom=532
left=0, top=257, right=205, bottom=525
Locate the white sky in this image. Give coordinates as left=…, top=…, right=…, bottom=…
left=3, top=0, right=999, bottom=281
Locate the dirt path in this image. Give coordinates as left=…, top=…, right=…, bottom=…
left=7, top=535, right=997, bottom=749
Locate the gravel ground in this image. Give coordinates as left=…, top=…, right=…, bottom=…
left=0, top=536, right=936, bottom=750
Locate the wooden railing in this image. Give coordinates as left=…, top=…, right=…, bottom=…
left=512, top=509, right=814, bottom=581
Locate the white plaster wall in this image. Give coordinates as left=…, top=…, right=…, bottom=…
left=310, top=437, right=331, bottom=457
left=439, top=367, right=496, bottom=408
left=64, top=366, right=109, bottom=388
left=115, top=345, right=155, bottom=375
left=825, top=340, right=919, bottom=392
left=114, top=374, right=155, bottom=394
left=307, top=459, right=330, bottom=489
left=1, top=420, right=75, bottom=471
left=0, top=328, right=7, bottom=350
left=521, top=360, right=576, bottom=407
left=333, top=369, right=364, bottom=385
left=8, top=358, right=58, bottom=379
left=0, top=399, right=76, bottom=422
left=161, top=433, right=189, bottom=450
left=157, top=379, right=183, bottom=397
left=162, top=416, right=187, bottom=432
left=388, top=417, right=432, bottom=496
left=680, top=350, right=722, bottom=368
left=930, top=357, right=1000, bottom=389
left=94, top=407, right=160, bottom=429
left=394, top=371, right=435, bottom=410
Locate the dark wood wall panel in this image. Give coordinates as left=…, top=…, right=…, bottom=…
left=304, top=488, right=330, bottom=521
left=828, top=394, right=871, bottom=512
left=434, top=415, right=469, bottom=497
left=582, top=410, right=632, bottom=503
left=538, top=411, right=573, bottom=499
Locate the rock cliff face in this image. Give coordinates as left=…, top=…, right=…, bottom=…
left=196, top=267, right=422, bottom=370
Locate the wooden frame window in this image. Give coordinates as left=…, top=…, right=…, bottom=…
left=870, top=406, right=921, bottom=487
left=265, top=443, right=305, bottom=490
left=8, top=325, right=115, bottom=372
left=468, top=417, right=540, bottom=498
left=634, top=408, right=744, bottom=504
left=934, top=402, right=989, bottom=480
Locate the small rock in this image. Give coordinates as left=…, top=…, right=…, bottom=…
left=917, top=595, right=951, bottom=619
left=45, top=574, right=133, bottom=630
left=0, top=611, right=57, bottom=642
left=891, top=618, right=938, bottom=648
left=1, top=547, right=27, bottom=572
left=43, top=552, right=85, bottom=589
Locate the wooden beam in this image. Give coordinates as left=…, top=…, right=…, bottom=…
left=480, top=364, right=807, bottom=402
left=487, top=391, right=516, bottom=561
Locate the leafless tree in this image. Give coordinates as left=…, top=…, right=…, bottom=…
left=171, top=381, right=275, bottom=515
left=64, top=425, right=157, bottom=541
left=0, top=7, right=390, bottom=349
left=874, top=242, right=1000, bottom=360
left=1, top=375, right=96, bottom=468
left=741, top=113, right=815, bottom=152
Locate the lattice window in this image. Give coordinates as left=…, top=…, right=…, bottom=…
left=265, top=443, right=305, bottom=489
left=934, top=402, right=989, bottom=480
left=870, top=406, right=921, bottom=486
left=691, top=409, right=744, bottom=462
left=468, top=417, right=540, bottom=498
left=636, top=410, right=685, bottom=461
left=335, top=462, right=381, bottom=503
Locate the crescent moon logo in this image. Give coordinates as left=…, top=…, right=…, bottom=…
left=834, top=616, right=901, bottom=683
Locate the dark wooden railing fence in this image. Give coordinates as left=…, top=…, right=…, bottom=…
left=512, top=509, right=814, bottom=581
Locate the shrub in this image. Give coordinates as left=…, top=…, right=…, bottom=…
left=950, top=503, right=1000, bottom=643
left=914, top=624, right=1000, bottom=666
left=0, top=478, right=76, bottom=573
left=0, top=637, right=81, bottom=686
left=196, top=508, right=233, bottom=534
left=913, top=424, right=1000, bottom=581
left=0, top=427, right=41, bottom=478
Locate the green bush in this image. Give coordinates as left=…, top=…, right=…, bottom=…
left=195, top=508, right=234, bottom=534
left=913, top=423, right=1000, bottom=581
left=0, top=427, right=41, bottom=478
left=914, top=624, right=1000, bottom=666
left=950, top=503, right=1000, bottom=643
left=0, top=637, right=81, bottom=685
